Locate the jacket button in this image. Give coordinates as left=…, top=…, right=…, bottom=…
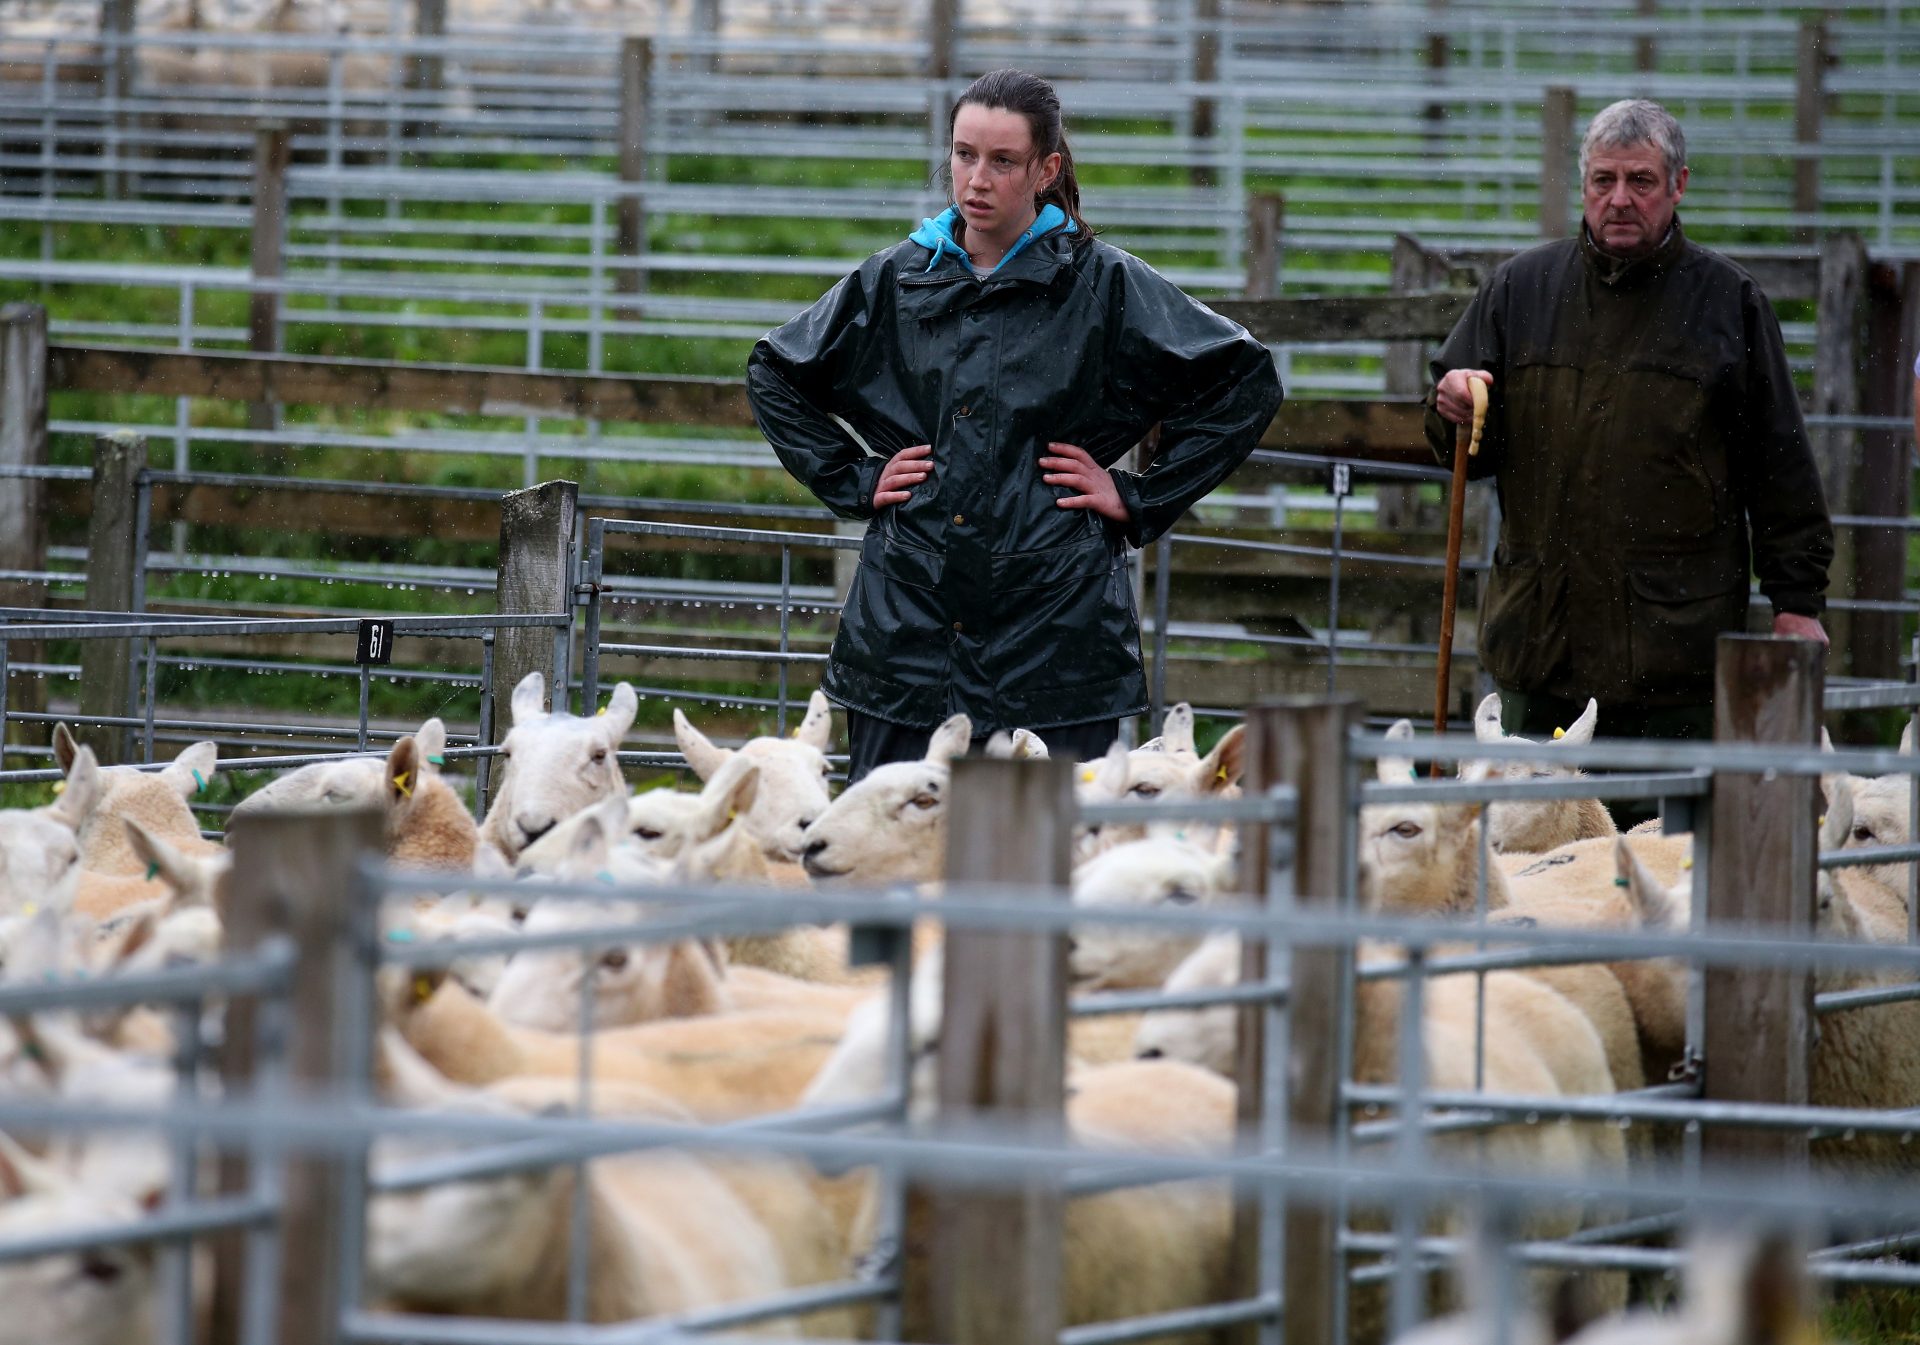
left=953, top=513, right=965, bottom=525
left=952, top=621, right=963, bottom=633
left=955, top=405, right=971, bottom=418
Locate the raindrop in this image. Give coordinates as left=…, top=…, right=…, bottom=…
left=1524, top=1111, right=1539, bottom=1126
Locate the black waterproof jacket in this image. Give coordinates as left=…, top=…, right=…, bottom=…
left=747, top=216, right=1283, bottom=733
left=1425, top=220, right=1833, bottom=708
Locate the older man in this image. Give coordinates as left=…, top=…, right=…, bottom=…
left=1427, top=98, right=1833, bottom=755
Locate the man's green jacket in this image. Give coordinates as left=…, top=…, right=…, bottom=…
left=1426, top=221, right=1833, bottom=708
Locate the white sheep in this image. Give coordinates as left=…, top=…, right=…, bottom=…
left=1468, top=693, right=1617, bottom=853
left=1075, top=705, right=1245, bottom=858
left=230, top=719, right=477, bottom=871
left=478, top=673, right=638, bottom=861
left=797, top=713, right=971, bottom=884
left=486, top=898, right=732, bottom=1033
left=1821, top=721, right=1915, bottom=928
left=366, top=1033, right=858, bottom=1331
left=1558, top=1233, right=1809, bottom=1345
left=1359, top=721, right=1510, bottom=916
left=1131, top=933, right=1240, bottom=1077
left=51, top=724, right=222, bottom=874
left=673, top=691, right=834, bottom=860
left=0, top=743, right=102, bottom=918
left=1068, top=834, right=1238, bottom=991
left=0, top=1132, right=155, bottom=1345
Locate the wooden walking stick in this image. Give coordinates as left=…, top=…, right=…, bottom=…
left=1432, top=375, right=1489, bottom=776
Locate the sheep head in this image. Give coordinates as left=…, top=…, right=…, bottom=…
left=1358, top=720, right=1505, bottom=916
left=0, top=1131, right=155, bottom=1345
left=1069, top=835, right=1236, bottom=990
left=487, top=896, right=728, bottom=1033
left=1468, top=693, right=1606, bottom=854
left=798, top=714, right=971, bottom=884
left=52, top=724, right=215, bottom=875
left=672, top=692, right=834, bottom=861
left=1075, top=719, right=1245, bottom=856
left=0, top=745, right=99, bottom=918
left=480, top=673, right=637, bottom=860
left=1132, top=933, right=1240, bottom=1077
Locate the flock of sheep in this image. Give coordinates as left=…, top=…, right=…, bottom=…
left=0, top=672, right=1916, bottom=1344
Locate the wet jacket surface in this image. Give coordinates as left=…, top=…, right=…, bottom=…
left=1425, top=220, right=1833, bottom=708
left=747, top=210, right=1284, bottom=732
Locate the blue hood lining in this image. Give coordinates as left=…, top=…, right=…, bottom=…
left=908, top=203, right=1077, bottom=274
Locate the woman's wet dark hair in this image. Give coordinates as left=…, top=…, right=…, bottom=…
left=945, top=68, right=1096, bottom=245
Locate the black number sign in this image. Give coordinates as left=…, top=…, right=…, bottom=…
left=356, top=619, right=395, bottom=666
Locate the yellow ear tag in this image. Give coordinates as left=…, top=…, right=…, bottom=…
left=1681, top=856, right=1693, bottom=870
left=728, top=808, right=738, bottom=821
left=1818, top=814, right=1827, bottom=827
left=1215, top=765, right=1229, bottom=782
left=789, top=726, right=802, bottom=739
left=51, top=781, right=65, bottom=796
left=412, top=975, right=434, bottom=1004
left=392, top=771, right=412, bottom=799
left=1080, top=767, right=1097, bottom=783
left=1552, top=727, right=1566, bottom=740
left=597, top=706, right=608, bottom=716
left=21, top=903, right=38, bottom=918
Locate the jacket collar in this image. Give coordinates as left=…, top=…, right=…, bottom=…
left=907, top=203, right=1078, bottom=280
left=1579, top=214, right=1687, bottom=287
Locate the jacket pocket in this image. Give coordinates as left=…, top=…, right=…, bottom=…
left=832, top=527, right=949, bottom=687
left=987, top=534, right=1140, bottom=693
left=1624, top=556, right=1749, bottom=691
left=1478, top=551, right=1570, bottom=691
left=1611, top=361, right=1720, bottom=546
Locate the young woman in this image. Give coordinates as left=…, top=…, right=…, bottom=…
left=747, top=69, right=1283, bottom=781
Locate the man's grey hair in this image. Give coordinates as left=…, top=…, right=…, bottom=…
left=1579, top=99, right=1686, bottom=190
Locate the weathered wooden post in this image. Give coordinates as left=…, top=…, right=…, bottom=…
left=1422, top=0, right=1448, bottom=155
left=77, top=431, right=145, bottom=765
left=1793, top=13, right=1828, bottom=244
left=1190, top=0, right=1220, bottom=189
left=408, top=0, right=446, bottom=95
left=1244, top=193, right=1283, bottom=301
left=616, top=36, right=651, bottom=307
left=1270, top=696, right=1364, bottom=1345
left=1539, top=86, right=1577, bottom=241
left=102, top=0, right=136, bottom=199
left=1379, top=234, right=1452, bottom=533
left=494, top=480, right=578, bottom=726
left=1700, top=635, right=1820, bottom=1171
left=1811, top=231, right=1868, bottom=673
left=907, top=756, right=1072, bottom=1344
left=250, top=123, right=290, bottom=456
left=0, top=304, right=49, bottom=767
left=1850, top=262, right=1919, bottom=680
left=1634, top=0, right=1659, bottom=76
left=214, top=807, right=384, bottom=1345
left=926, top=0, right=958, bottom=80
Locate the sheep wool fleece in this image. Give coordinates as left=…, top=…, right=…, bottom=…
left=1425, top=218, right=1833, bottom=708
left=747, top=207, right=1284, bottom=734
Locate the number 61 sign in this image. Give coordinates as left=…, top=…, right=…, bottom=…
left=356, top=619, right=396, bottom=666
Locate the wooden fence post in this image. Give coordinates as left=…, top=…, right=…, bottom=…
left=616, top=36, right=651, bottom=306
left=494, top=480, right=578, bottom=726
left=1266, top=696, right=1363, bottom=1345
left=0, top=304, right=49, bottom=767
left=249, top=124, right=290, bottom=458
left=102, top=0, right=136, bottom=199
left=1422, top=0, right=1448, bottom=155
left=1190, top=0, right=1220, bottom=189
left=1634, top=0, right=1659, bottom=76
left=1244, top=193, right=1283, bottom=301
left=1379, top=234, right=1451, bottom=533
left=1539, top=86, right=1576, bottom=240
left=407, top=0, right=446, bottom=95
left=1794, top=14, right=1828, bottom=244
left=215, top=806, right=384, bottom=1345
left=1851, top=262, right=1920, bottom=680
left=77, top=431, right=145, bottom=765
left=1811, top=231, right=1868, bottom=674
left=926, top=0, right=958, bottom=81
left=908, top=756, right=1072, bottom=1344
left=1701, top=635, right=1820, bottom=1171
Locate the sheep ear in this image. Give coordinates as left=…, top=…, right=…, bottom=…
left=600, top=683, right=638, bottom=741
left=1472, top=693, right=1505, bottom=744
left=96, top=908, right=159, bottom=973
left=795, top=691, right=834, bottom=752
left=1614, top=839, right=1676, bottom=928
left=568, top=806, right=615, bottom=872
left=45, top=744, right=104, bottom=832
left=1903, top=718, right=1916, bottom=756
left=1378, top=720, right=1415, bottom=784
left=162, top=742, right=218, bottom=799
left=1820, top=726, right=1835, bottom=754
left=1457, top=757, right=1494, bottom=786
left=695, top=759, right=760, bottom=843
left=983, top=731, right=1016, bottom=760
left=673, top=708, right=731, bottom=781
left=122, top=820, right=192, bottom=900
left=1829, top=886, right=1868, bottom=941
left=1091, top=739, right=1130, bottom=795
left=1159, top=704, right=1197, bottom=756
left=51, top=722, right=78, bottom=773
left=0, top=1129, right=61, bottom=1200
left=924, top=714, right=972, bottom=768
left=414, top=718, right=448, bottom=774
left=385, top=735, right=423, bottom=815
left=1196, top=724, right=1244, bottom=796
left=1820, top=775, right=1854, bottom=851
left=1558, top=699, right=1599, bottom=748
left=1011, top=728, right=1050, bottom=759
left=509, top=672, right=547, bottom=726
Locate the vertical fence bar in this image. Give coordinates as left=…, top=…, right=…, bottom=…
left=408, top=0, right=447, bottom=102
left=1244, top=192, right=1282, bottom=300
left=0, top=303, right=49, bottom=766
left=102, top=0, right=134, bottom=199
left=581, top=518, right=605, bottom=714
left=1421, top=0, right=1448, bottom=156
left=1381, top=235, right=1448, bottom=532
left=1811, top=230, right=1868, bottom=674
left=1150, top=532, right=1172, bottom=735
left=161, top=1001, right=203, bottom=1345
left=143, top=635, right=158, bottom=763
left=909, top=756, right=1072, bottom=1345
left=926, top=0, right=958, bottom=80
left=1700, top=635, right=1821, bottom=1173
left=1538, top=85, right=1576, bottom=240
left=495, top=480, right=579, bottom=721
left=777, top=545, right=792, bottom=735
left=1257, top=697, right=1362, bottom=1345
left=1190, top=0, right=1220, bottom=189
left=1794, top=13, right=1827, bottom=244
left=358, top=664, right=371, bottom=751
left=225, top=806, right=385, bottom=1345
left=617, top=36, right=651, bottom=309
left=476, top=631, right=496, bottom=814
left=249, top=124, right=290, bottom=453
left=78, top=430, right=144, bottom=765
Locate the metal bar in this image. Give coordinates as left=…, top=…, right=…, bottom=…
left=776, top=545, right=792, bottom=734
left=1070, top=980, right=1290, bottom=1017
left=1150, top=532, right=1171, bottom=731
left=1057, top=1293, right=1284, bottom=1345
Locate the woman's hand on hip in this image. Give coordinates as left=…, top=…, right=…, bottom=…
left=874, top=444, right=932, bottom=509
left=1039, top=442, right=1130, bottom=525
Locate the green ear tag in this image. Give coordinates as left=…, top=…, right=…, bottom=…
left=190, top=769, right=207, bottom=794
left=1408, top=768, right=1418, bottom=781
left=385, top=928, right=417, bottom=944
left=145, top=862, right=159, bottom=882
left=1612, top=877, right=1629, bottom=888
left=428, top=754, right=446, bottom=765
